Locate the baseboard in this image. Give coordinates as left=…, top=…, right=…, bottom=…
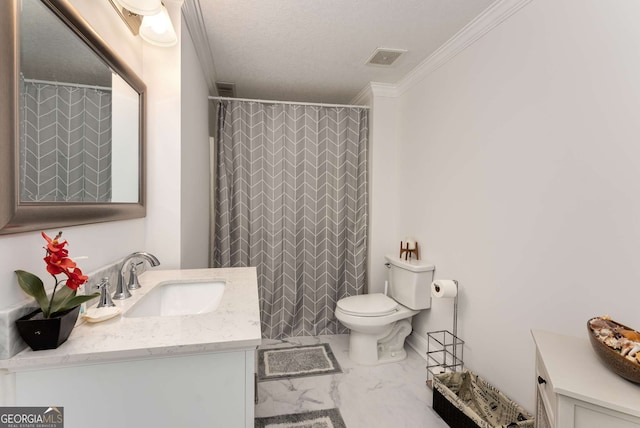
left=406, top=332, right=428, bottom=361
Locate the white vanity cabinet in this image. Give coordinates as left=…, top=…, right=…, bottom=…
left=8, top=349, right=256, bottom=428
left=0, top=268, right=262, bottom=428
left=532, top=330, right=640, bottom=428
left=13, top=349, right=255, bottom=428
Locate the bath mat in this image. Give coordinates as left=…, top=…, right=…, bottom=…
left=257, top=343, right=342, bottom=381
left=255, top=408, right=347, bottom=428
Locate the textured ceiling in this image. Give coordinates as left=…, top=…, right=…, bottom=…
left=193, top=0, right=496, bottom=104
left=22, top=1, right=112, bottom=87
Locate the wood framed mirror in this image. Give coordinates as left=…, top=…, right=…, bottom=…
left=0, top=0, right=146, bottom=235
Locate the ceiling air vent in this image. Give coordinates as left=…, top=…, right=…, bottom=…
left=366, top=48, right=406, bottom=66
left=215, top=81, right=236, bottom=97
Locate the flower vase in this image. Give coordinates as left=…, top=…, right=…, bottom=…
left=15, top=306, right=81, bottom=351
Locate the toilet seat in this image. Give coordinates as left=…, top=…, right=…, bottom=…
left=336, top=293, right=398, bottom=317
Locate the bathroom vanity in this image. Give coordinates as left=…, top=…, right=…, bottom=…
left=0, top=267, right=261, bottom=428
left=532, top=330, right=640, bottom=428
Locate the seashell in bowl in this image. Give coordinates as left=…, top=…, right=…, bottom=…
left=587, top=316, right=640, bottom=384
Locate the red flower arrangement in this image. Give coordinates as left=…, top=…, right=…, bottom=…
left=15, top=231, right=98, bottom=319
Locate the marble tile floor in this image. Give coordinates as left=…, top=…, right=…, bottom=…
left=255, top=334, right=450, bottom=428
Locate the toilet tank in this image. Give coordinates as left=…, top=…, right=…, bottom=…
left=385, top=255, right=435, bottom=310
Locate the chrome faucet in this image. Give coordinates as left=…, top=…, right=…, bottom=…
left=113, top=252, right=161, bottom=300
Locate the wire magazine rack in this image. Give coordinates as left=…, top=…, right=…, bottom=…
left=426, top=330, right=465, bottom=387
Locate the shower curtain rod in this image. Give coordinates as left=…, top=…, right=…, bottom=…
left=209, top=96, right=370, bottom=110
left=23, top=78, right=111, bottom=91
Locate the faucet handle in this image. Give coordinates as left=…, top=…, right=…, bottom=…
left=97, top=277, right=116, bottom=308
left=127, top=261, right=142, bottom=290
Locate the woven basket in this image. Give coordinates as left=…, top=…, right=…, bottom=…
left=432, top=371, right=534, bottom=428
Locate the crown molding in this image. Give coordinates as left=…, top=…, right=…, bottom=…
left=350, top=81, right=401, bottom=106
left=351, top=84, right=373, bottom=106
left=392, top=0, right=533, bottom=97
left=370, top=82, right=400, bottom=98
left=182, top=0, right=218, bottom=94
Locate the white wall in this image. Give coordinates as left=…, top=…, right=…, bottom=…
left=180, top=14, right=211, bottom=269
left=142, top=1, right=210, bottom=270
left=387, top=0, right=640, bottom=411
left=142, top=1, right=183, bottom=269
left=111, top=74, right=140, bottom=202
left=356, top=85, right=402, bottom=293
left=0, top=0, right=146, bottom=309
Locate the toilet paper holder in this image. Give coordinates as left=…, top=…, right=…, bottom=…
left=431, top=280, right=459, bottom=340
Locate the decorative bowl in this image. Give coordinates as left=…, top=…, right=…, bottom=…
left=587, top=317, right=640, bottom=384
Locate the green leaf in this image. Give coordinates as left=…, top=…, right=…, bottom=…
left=16, top=271, right=100, bottom=318
left=49, top=286, right=74, bottom=314
left=50, top=292, right=99, bottom=317
left=15, top=270, right=49, bottom=317
left=49, top=284, right=100, bottom=315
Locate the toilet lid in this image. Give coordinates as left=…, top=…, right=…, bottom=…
left=337, top=293, right=398, bottom=317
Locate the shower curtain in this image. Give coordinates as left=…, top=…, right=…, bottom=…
left=20, top=79, right=112, bottom=202
left=214, top=100, right=368, bottom=339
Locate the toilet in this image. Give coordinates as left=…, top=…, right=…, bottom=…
left=335, top=255, right=434, bottom=365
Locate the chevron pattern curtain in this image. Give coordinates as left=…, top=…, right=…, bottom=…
left=20, top=80, right=112, bottom=202
left=214, top=100, right=368, bottom=339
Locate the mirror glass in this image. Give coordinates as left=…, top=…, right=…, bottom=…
left=20, top=0, right=139, bottom=203
left=0, top=0, right=146, bottom=235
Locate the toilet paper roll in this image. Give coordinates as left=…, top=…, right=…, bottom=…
left=431, top=280, right=458, bottom=299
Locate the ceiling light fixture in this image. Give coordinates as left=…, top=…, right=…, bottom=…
left=116, top=0, right=161, bottom=16
left=108, top=0, right=177, bottom=47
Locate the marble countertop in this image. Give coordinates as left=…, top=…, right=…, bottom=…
left=0, top=267, right=262, bottom=371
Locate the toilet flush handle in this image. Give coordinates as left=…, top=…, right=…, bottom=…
left=384, top=263, right=390, bottom=295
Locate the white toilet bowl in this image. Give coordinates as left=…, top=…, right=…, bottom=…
left=336, top=256, right=435, bottom=365
left=335, top=293, right=418, bottom=365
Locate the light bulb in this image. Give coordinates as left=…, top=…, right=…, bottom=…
left=140, top=5, right=177, bottom=47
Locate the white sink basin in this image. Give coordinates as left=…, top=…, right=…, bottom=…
left=124, top=280, right=225, bottom=318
